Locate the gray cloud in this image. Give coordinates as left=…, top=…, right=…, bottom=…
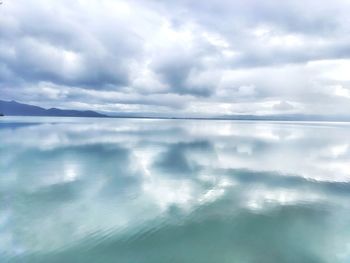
left=273, top=101, right=295, bottom=111
left=1, top=0, right=350, bottom=115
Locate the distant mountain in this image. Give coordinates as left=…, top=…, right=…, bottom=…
left=0, top=100, right=108, bottom=117
left=1, top=100, right=349, bottom=122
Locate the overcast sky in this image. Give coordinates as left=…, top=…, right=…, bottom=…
left=1, top=0, right=350, bottom=116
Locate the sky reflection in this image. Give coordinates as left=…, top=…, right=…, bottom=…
left=1, top=117, right=350, bottom=262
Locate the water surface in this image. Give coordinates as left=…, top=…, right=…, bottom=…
left=1, top=117, right=350, bottom=262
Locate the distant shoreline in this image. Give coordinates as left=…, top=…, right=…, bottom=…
left=2, top=100, right=350, bottom=123
left=2, top=114, right=350, bottom=123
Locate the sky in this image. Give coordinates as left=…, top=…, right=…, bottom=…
left=1, top=0, right=350, bottom=116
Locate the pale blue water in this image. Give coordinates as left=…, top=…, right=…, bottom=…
left=1, top=116, right=350, bottom=262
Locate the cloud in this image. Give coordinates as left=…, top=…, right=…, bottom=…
left=273, top=101, right=295, bottom=111
left=1, top=0, right=350, bottom=115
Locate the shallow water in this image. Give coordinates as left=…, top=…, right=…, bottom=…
left=1, top=116, right=350, bottom=262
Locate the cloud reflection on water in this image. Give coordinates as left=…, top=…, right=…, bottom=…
left=1, top=117, right=350, bottom=262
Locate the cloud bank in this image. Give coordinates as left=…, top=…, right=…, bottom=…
left=1, top=0, right=350, bottom=116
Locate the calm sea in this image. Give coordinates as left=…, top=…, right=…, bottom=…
left=1, top=116, right=350, bottom=262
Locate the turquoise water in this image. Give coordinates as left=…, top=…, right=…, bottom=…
left=1, top=117, right=350, bottom=262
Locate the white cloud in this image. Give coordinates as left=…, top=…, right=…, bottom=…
left=1, top=0, right=350, bottom=115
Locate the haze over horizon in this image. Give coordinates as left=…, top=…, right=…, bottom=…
left=1, top=0, right=350, bottom=117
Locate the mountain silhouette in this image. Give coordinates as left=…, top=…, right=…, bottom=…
left=0, top=100, right=108, bottom=117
